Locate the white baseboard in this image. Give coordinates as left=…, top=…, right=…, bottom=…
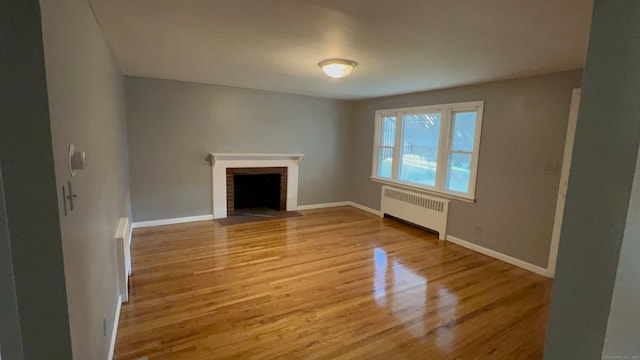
left=132, top=204, right=377, bottom=228
left=296, top=201, right=382, bottom=217
left=107, top=295, right=122, bottom=360
left=446, top=235, right=551, bottom=277
left=296, top=202, right=350, bottom=210
left=131, top=214, right=214, bottom=229
left=348, top=201, right=383, bottom=217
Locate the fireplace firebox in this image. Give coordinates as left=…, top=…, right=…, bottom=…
left=226, top=167, right=287, bottom=216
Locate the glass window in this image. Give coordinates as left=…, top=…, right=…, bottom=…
left=372, top=102, right=483, bottom=200
left=398, top=113, right=441, bottom=187
left=451, top=112, right=477, bottom=152
left=377, top=116, right=396, bottom=179
left=446, top=112, right=477, bottom=193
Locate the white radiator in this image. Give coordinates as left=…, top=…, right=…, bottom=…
left=380, top=186, right=450, bottom=240
left=115, top=217, right=131, bottom=302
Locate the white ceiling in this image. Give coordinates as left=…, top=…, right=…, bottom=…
left=89, top=0, right=593, bottom=100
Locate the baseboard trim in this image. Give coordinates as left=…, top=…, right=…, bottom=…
left=347, top=201, right=383, bottom=217
left=446, top=235, right=551, bottom=277
left=132, top=203, right=379, bottom=228
left=296, top=202, right=350, bottom=210
left=107, top=295, right=122, bottom=360
left=131, top=214, right=214, bottom=229
left=296, top=201, right=382, bottom=217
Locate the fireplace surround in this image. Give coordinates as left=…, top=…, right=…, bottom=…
left=209, top=153, right=304, bottom=219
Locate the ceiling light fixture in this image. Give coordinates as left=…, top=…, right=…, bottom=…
left=318, top=59, right=358, bottom=79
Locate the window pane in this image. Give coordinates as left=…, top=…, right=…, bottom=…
left=451, top=112, right=477, bottom=152
left=399, top=113, right=441, bottom=187
left=381, top=116, right=396, bottom=147
left=378, top=148, right=393, bottom=178
left=446, top=152, right=472, bottom=193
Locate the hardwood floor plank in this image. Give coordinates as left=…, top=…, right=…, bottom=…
left=115, top=206, right=551, bottom=359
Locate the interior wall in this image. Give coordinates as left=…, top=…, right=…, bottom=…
left=0, top=1, right=73, bottom=359
left=349, top=70, right=582, bottom=268
left=0, top=168, right=24, bottom=360
left=603, top=145, right=640, bottom=357
left=125, top=76, right=352, bottom=222
left=39, top=0, right=131, bottom=358
left=544, top=0, right=640, bottom=358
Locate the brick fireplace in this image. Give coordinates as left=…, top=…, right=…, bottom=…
left=226, top=167, right=288, bottom=216
left=209, top=153, right=304, bottom=219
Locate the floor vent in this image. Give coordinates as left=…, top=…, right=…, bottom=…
left=381, top=186, right=449, bottom=240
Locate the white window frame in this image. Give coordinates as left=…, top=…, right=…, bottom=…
left=371, top=101, right=484, bottom=202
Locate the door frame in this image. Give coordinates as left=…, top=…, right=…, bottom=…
left=547, top=88, right=581, bottom=277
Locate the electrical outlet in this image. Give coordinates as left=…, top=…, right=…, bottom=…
left=474, top=226, right=483, bottom=236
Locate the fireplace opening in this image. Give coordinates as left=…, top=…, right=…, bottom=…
left=234, top=174, right=281, bottom=211
left=226, top=167, right=288, bottom=216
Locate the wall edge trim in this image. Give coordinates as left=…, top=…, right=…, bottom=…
left=296, top=202, right=351, bottom=210
left=347, top=201, right=383, bottom=216
left=131, top=215, right=214, bottom=229
left=446, top=235, right=552, bottom=277
left=107, top=295, right=122, bottom=360
left=297, top=202, right=382, bottom=217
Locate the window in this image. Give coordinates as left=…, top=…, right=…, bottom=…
left=372, top=101, right=483, bottom=200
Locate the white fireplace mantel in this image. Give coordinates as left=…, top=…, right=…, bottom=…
left=209, top=153, right=304, bottom=219
left=209, top=153, right=304, bottom=166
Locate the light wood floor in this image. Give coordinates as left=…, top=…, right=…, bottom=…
left=115, top=206, right=552, bottom=360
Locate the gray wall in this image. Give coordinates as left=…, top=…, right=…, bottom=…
left=603, top=145, right=640, bottom=358
left=0, top=1, right=73, bottom=359
left=349, top=70, right=582, bottom=268
left=0, top=168, right=24, bottom=360
left=544, top=1, right=640, bottom=358
left=40, top=0, right=131, bottom=358
left=125, top=76, right=352, bottom=222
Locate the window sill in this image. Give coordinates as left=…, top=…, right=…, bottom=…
left=370, top=177, right=476, bottom=203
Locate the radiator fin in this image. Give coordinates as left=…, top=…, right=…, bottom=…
left=383, top=188, right=444, bottom=212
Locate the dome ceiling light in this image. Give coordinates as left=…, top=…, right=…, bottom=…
left=318, top=59, right=358, bottom=79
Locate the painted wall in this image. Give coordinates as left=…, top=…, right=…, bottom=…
left=39, top=0, right=131, bottom=358
left=544, top=0, right=640, bottom=358
left=125, top=76, right=352, bottom=222
left=603, top=146, right=640, bottom=357
left=0, top=1, right=73, bottom=359
left=0, top=169, right=24, bottom=360
left=349, top=70, right=582, bottom=268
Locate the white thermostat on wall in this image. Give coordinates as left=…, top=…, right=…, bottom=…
left=68, top=144, right=88, bottom=177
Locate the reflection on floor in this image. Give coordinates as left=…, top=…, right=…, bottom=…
left=115, top=206, right=552, bottom=359
left=374, top=247, right=432, bottom=339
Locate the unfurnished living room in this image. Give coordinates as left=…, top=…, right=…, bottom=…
left=2, top=0, right=640, bottom=359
